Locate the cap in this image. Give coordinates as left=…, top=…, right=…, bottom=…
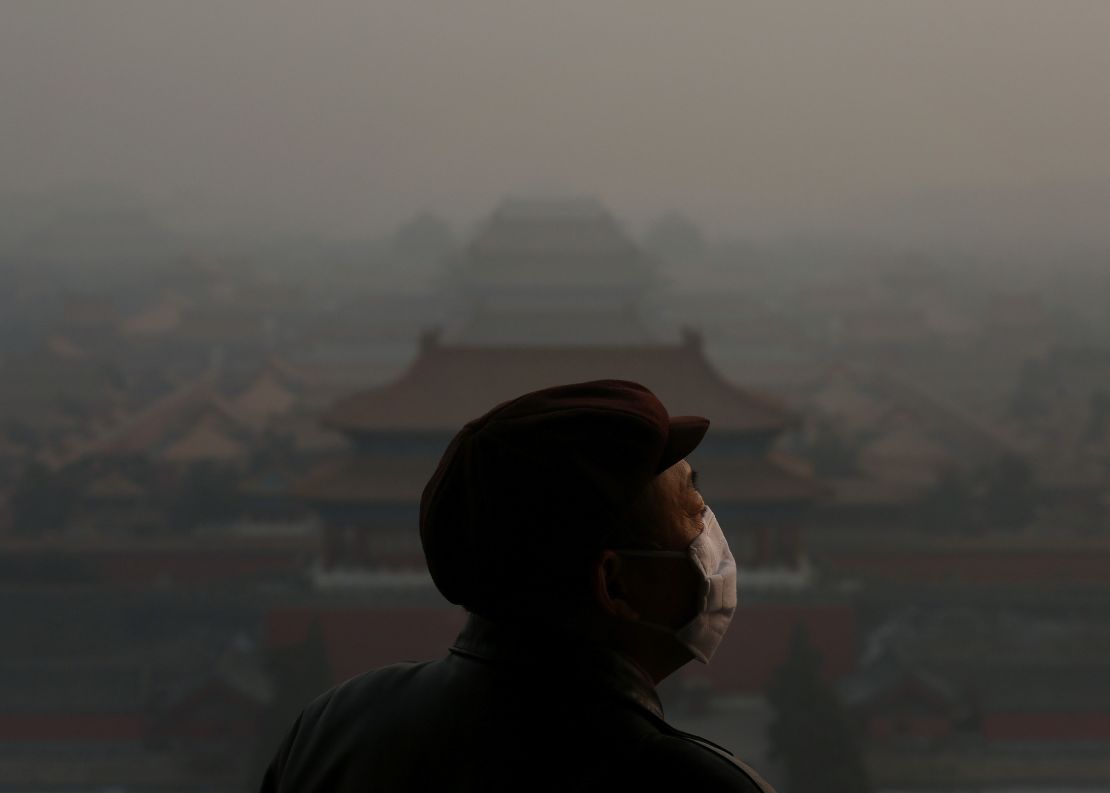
left=419, top=379, right=709, bottom=616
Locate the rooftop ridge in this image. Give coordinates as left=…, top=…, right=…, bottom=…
left=323, top=334, right=797, bottom=436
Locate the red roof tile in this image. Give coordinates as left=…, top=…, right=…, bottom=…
left=296, top=455, right=435, bottom=503
left=697, top=452, right=830, bottom=504
left=0, top=713, right=144, bottom=742
left=70, top=373, right=248, bottom=461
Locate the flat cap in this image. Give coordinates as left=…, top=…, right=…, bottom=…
left=420, top=379, right=709, bottom=616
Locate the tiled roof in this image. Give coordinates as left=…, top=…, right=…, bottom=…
left=230, top=372, right=297, bottom=424
left=323, top=334, right=797, bottom=435
left=159, top=418, right=249, bottom=463
left=296, top=455, right=436, bottom=503
left=448, top=307, right=658, bottom=346
left=468, top=197, right=637, bottom=256
left=695, top=452, right=829, bottom=504
left=59, top=373, right=258, bottom=465
left=71, top=374, right=223, bottom=457
left=270, top=413, right=348, bottom=454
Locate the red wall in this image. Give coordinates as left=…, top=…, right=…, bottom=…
left=0, top=713, right=144, bottom=741
left=266, top=606, right=468, bottom=682
left=94, top=550, right=305, bottom=585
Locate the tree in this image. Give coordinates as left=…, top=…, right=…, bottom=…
left=766, top=624, right=872, bottom=793
left=172, top=461, right=240, bottom=531
left=915, top=466, right=978, bottom=533
left=248, top=618, right=334, bottom=791
left=9, top=462, right=78, bottom=535
left=975, top=454, right=1038, bottom=531
left=2, top=419, right=39, bottom=447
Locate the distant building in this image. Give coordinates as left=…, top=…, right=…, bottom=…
left=66, top=372, right=252, bottom=467
left=70, top=471, right=164, bottom=535
left=446, top=197, right=662, bottom=345
left=841, top=607, right=1110, bottom=789
left=298, top=329, right=825, bottom=573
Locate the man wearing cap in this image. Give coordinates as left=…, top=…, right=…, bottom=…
left=261, top=380, right=776, bottom=792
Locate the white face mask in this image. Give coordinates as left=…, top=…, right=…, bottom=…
left=615, top=505, right=737, bottom=663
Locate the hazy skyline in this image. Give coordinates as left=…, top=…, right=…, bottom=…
left=4, top=1, right=1110, bottom=251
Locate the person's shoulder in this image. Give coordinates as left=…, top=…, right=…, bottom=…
left=631, top=728, right=777, bottom=792
left=261, top=660, right=449, bottom=792
left=301, top=659, right=437, bottom=723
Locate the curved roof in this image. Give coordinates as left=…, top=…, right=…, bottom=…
left=323, top=332, right=798, bottom=436
left=455, top=197, right=655, bottom=293
left=696, top=451, right=830, bottom=504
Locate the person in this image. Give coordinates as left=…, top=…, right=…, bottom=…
left=260, top=379, right=776, bottom=792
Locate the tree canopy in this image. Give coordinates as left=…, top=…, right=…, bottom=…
left=766, top=624, right=872, bottom=793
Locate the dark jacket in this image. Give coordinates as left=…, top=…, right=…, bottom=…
left=260, top=613, right=775, bottom=792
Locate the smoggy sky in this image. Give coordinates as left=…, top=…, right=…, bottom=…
left=3, top=1, right=1110, bottom=246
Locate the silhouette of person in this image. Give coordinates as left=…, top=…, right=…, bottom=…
left=261, top=379, right=775, bottom=792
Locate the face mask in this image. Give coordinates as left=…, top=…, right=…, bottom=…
left=614, top=505, right=737, bottom=663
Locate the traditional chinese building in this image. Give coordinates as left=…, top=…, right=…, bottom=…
left=70, top=471, right=164, bottom=536
left=445, top=197, right=662, bottom=345
left=298, top=328, right=826, bottom=573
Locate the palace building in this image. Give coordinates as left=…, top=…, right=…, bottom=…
left=299, top=197, right=825, bottom=575
left=445, top=196, right=662, bottom=345
left=298, top=328, right=826, bottom=573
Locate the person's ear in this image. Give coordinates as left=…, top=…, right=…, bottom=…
left=593, top=550, right=639, bottom=620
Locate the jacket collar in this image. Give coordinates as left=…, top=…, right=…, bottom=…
left=449, top=611, right=665, bottom=720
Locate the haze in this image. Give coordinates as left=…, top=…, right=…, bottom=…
left=3, top=1, right=1110, bottom=253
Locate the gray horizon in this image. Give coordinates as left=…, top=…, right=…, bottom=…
left=3, top=1, right=1110, bottom=255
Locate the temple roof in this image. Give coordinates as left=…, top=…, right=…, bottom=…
left=446, top=306, right=658, bottom=346
left=454, top=197, right=655, bottom=293
left=159, top=417, right=249, bottom=463
left=322, top=331, right=798, bottom=436
left=296, top=456, right=437, bottom=503
left=230, top=371, right=297, bottom=425
left=468, top=197, right=636, bottom=257
left=696, top=452, right=830, bottom=504
left=57, top=373, right=255, bottom=468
